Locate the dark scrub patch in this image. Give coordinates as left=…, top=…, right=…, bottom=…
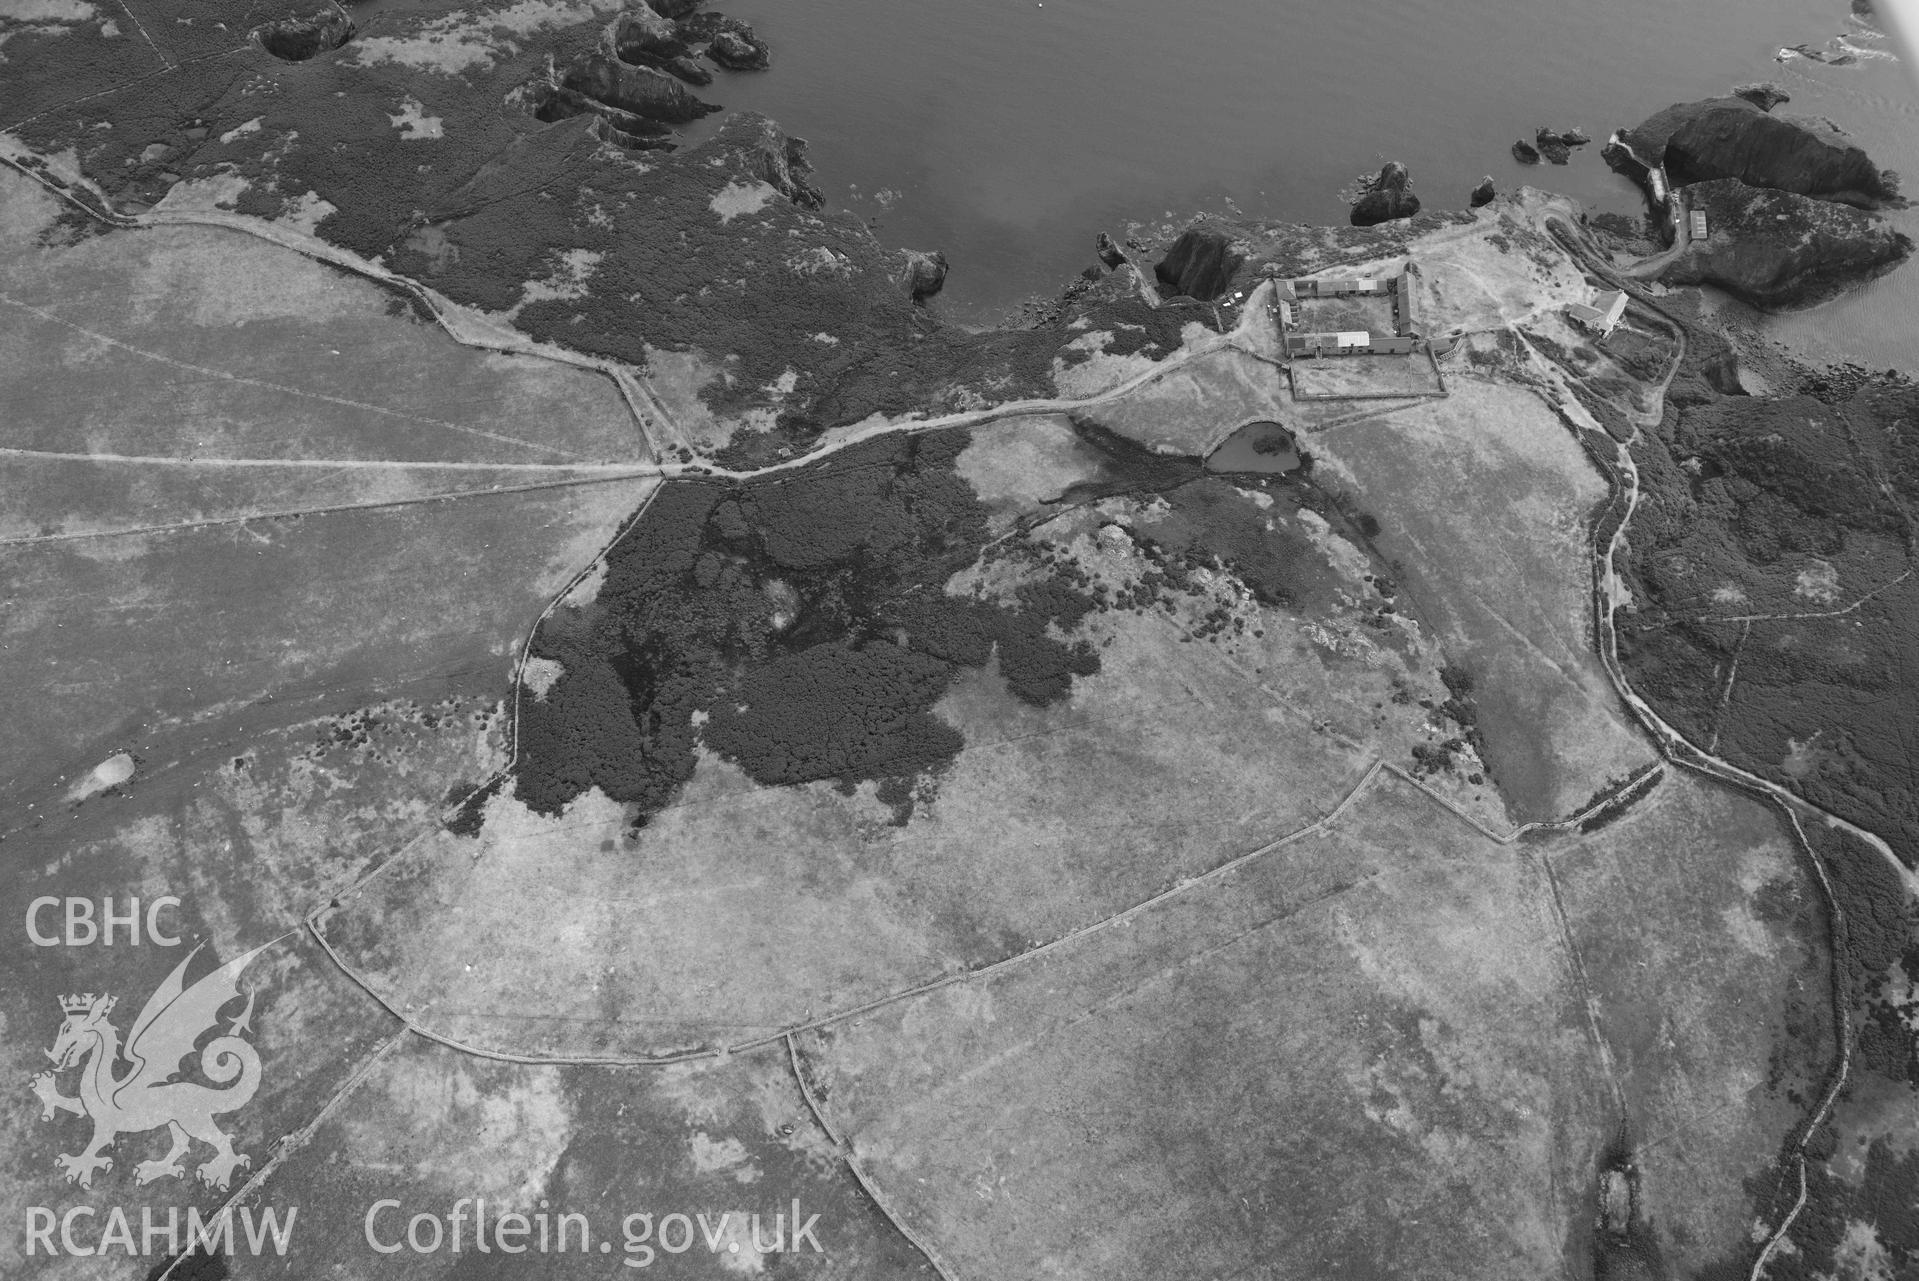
left=512, top=430, right=1101, bottom=821
left=1723, top=1138, right=1919, bottom=1281
left=4, top=6, right=1166, bottom=456
left=1618, top=319, right=1919, bottom=866
left=1133, top=479, right=1338, bottom=611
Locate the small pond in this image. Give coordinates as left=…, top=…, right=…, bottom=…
left=1204, top=421, right=1301, bottom=474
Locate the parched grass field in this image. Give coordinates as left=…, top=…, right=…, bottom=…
left=0, top=476, right=655, bottom=804
left=0, top=168, right=660, bottom=801
left=796, top=771, right=1605, bottom=1281
left=1289, top=350, right=1446, bottom=400
left=1293, top=290, right=1397, bottom=336
left=1547, top=770, right=1836, bottom=1277
left=0, top=629, right=526, bottom=1263
left=320, top=580, right=1386, bottom=1059
left=1307, top=375, right=1656, bottom=821
left=317, top=415, right=1504, bottom=1059
left=795, top=767, right=1832, bottom=1281
left=0, top=457, right=643, bottom=542
left=0, top=926, right=402, bottom=1274
left=1072, top=346, right=1288, bottom=456
left=239, top=1038, right=935, bottom=1278
left=0, top=714, right=425, bottom=1257
left=0, top=173, right=641, bottom=466
left=952, top=413, right=1109, bottom=532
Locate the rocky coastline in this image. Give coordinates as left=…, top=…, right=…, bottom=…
left=1602, top=90, right=1913, bottom=308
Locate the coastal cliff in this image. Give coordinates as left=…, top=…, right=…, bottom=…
left=1662, top=178, right=1914, bottom=307
left=1617, top=96, right=1901, bottom=206
left=1607, top=91, right=1911, bottom=308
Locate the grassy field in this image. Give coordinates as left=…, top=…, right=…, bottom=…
left=1308, top=375, right=1656, bottom=821
left=317, top=415, right=1506, bottom=1059
left=1548, top=771, right=1837, bottom=1275
left=0, top=175, right=640, bottom=466
left=1293, top=291, right=1396, bottom=335
left=319, top=571, right=1386, bottom=1058
left=796, top=771, right=1606, bottom=1281
left=1290, top=351, right=1446, bottom=400
left=0, top=160, right=663, bottom=801
left=794, top=766, right=1834, bottom=1281
left=952, top=413, right=1109, bottom=531
left=0, top=475, right=655, bottom=806
left=0, top=456, right=643, bottom=542
left=1071, top=346, right=1287, bottom=456
left=0, top=615, right=542, bottom=1275
left=234, top=1037, right=937, bottom=1278
left=0, top=703, right=441, bottom=1271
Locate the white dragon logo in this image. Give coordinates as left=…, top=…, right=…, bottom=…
left=30, top=941, right=269, bottom=1191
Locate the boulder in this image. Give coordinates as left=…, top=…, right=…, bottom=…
left=1349, top=161, right=1421, bottom=226
left=1732, top=82, right=1791, bottom=112
left=707, top=28, right=769, bottom=70
left=1561, top=126, right=1592, bottom=145
left=1469, top=175, right=1497, bottom=207
left=1660, top=177, right=1914, bottom=307
left=558, top=52, right=720, bottom=122
left=899, top=249, right=949, bottom=300
left=1512, top=139, right=1541, bottom=165
left=1535, top=128, right=1572, bottom=164
left=1154, top=221, right=1243, bottom=299
left=1618, top=97, right=1899, bottom=206
left=612, top=6, right=682, bottom=60
left=1096, top=231, right=1127, bottom=269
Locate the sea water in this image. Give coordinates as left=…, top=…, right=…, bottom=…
left=676, top=0, right=1916, bottom=364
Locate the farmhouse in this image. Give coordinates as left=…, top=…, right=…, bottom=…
left=1567, top=289, right=1627, bottom=337
left=1290, top=276, right=1392, bottom=299
left=1277, top=271, right=1421, bottom=355
left=1285, top=331, right=1418, bottom=357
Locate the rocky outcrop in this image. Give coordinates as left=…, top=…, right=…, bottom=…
left=1618, top=97, right=1900, bottom=206
left=253, top=7, right=353, bottom=61
left=1470, top=176, right=1496, bottom=208
left=558, top=52, right=720, bottom=123
left=1349, top=161, right=1421, bottom=226
left=520, top=80, right=678, bottom=149
left=612, top=5, right=682, bottom=60
left=1732, top=82, right=1791, bottom=112
left=1534, top=128, right=1572, bottom=164
left=664, top=54, right=712, bottom=85
left=1560, top=126, right=1591, bottom=145
left=1154, top=222, right=1243, bottom=299
left=741, top=115, right=824, bottom=207
left=899, top=249, right=948, bottom=301
left=1512, top=139, right=1540, bottom=165
left=707, top=28, right=770, bottom=70
left=1660, top=178, right=1914, bottom=307
left=645, top=0, right=700, bottom=15
left=1096, top=232, right=1127, bottom=269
